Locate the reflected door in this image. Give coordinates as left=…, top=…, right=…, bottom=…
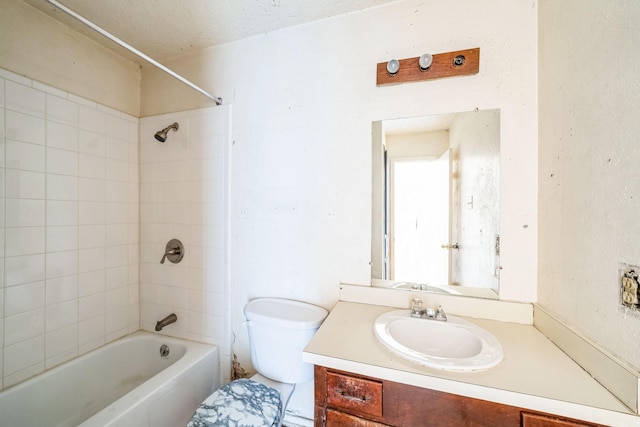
left=389, top=150, right=450, bottom=284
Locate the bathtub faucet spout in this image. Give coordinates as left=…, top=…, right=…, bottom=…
left=155, top=313, right=177, bottom=331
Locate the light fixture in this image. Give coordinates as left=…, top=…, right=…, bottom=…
left=386, top=59, right=400, bottom=75
left=419, top=53, right=433, bottom=71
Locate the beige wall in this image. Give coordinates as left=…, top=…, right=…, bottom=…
left=0, top=0, right=141, bottom=117
left=538, top=0, right=640, bottom=371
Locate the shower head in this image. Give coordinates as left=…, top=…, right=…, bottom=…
left=154, top=122, right=179, bottom=142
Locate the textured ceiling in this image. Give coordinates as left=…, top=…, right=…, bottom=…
left=23, top=0, right=399, bottom=64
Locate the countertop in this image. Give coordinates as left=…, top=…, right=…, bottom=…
left=303, top=301, right=640, bottom=426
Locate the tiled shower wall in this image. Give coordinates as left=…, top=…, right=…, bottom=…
left=0, top=69, right=140, bottom=389
left=139, top=107, right=231, bottom=384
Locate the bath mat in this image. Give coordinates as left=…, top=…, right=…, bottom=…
left=187, top=378, right=282, bottom=427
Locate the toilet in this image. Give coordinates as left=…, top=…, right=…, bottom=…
left=188, top=298, right=328, bottom=427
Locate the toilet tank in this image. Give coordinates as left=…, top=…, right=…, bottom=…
left=245, top=298, right=328, bottom=384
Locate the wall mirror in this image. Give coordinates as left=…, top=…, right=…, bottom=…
left=371, top=109, right=500, bottom=299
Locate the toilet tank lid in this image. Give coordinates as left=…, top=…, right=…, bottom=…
left=244, top=298, right=328, bottom=330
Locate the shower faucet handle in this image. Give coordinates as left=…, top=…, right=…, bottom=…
left=160, top=239, right=184, bottom=264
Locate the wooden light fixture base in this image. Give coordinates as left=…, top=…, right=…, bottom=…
left=376, top=47, right=480, bottom=86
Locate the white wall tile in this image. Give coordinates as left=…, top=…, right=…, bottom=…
left=129, top=143, right=139, bottom=164
left=47, top=121, right=79, bottom=152
left=45, top=251, right=78, bottom=280
left=5, top=81, right=45, bottom=118
left=106, top=158, right=128, bottom=182
left=5, top=281, right=45, bottom=316
left=106, top=137, right=129, bottom=161
left=78, top=247, right=105, bottom=273
left=106, top=202, right=128, bottom=224
left=128, top=262, right=139, bottom=285
left=31, top=81, right=66, bottom=99
left=5, top=227, right=45, bottom=257
left=5, top=110, right=45, bottom=145
left=5, top=199, right=45, bottom=227
left=46, top=226, right=78, bottom=252
left=79, top=294, right=105, bottom=321
left=0, top=108, right=5, bottom=138
left=106, top=287, right=128, bottom=312
left=46, top=95, right=78, bottom=127
left=128, top=203, right=139, bottom=224
left=106, top=115, right=130, bottom=141
left=47, top=148, right=78, bottom=176
left=106, top=266, right=128, bottom=290
left=6, top=140, right=45, bottom=172
left=106, top=224, right=127, bottom=247
left=78, top=130, right=105, bottom=156
left=0, top=76, right=5, bottom=106
left=5, top=254, right=45, bottom=287
left=105, top=307, right=128, bottom=336
left=79, top=201, right=105, bottom=225
left=45, top=324, right=77, bottom=360
left=106, top=181, right=128, bottom=203
left=46, top=300, right=77, bottom=331
left=46, top=200, right=78, bottom=226
left=79, top=106, right=105, bottom=134
left=79, top=154, right=105, bottom=179
left=3, top=336, right=45, bottom=376
left=79, top=178, right=106, bottom=202
left=79, top=270, right=105, bottom=297
left=5, top=169, right=45, bottom=199
left=47, top=174, right=78, bottom=201
left=106, top=245, right=128, bottom=268
left=79, top=225, right=105, bottom=249
left=46, top=275, right=78, bottom=305
left=4, top=309, right=45, bottom=346
left=0, top=69, right=30, bottom=85
left=78, top=315, right=105, bottom=347
left=2, top=81, right=143, bottom=388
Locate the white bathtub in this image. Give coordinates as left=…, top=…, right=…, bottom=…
left=0, top=331, right=219, bottom=427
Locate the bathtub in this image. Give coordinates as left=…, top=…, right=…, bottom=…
left=0, top=331, right=219, bottom=427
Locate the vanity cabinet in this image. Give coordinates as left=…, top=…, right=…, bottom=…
left=314, top=366, right=605, bottom=427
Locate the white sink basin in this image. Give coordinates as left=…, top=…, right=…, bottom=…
left=373, top=310, right=503, bottom=372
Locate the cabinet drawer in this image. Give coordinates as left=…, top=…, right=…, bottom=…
left=522, top=412, right=604, bottom=427
left=326, top=409, right=390, bottom=427
left=326, top=371, right=383, bottom=418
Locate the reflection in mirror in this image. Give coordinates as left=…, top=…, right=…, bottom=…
left=371, top=109, right=500, bottom=299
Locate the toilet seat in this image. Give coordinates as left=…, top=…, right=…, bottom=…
left=187, top=376, right=294, bottom=427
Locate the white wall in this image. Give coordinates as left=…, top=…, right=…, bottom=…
left=0, top=0, right=140, bottom=117
left=538, top=1, right=640, bottom=371
left=140, top=0, right=538, bottom=377
left=0, top=69, right=140, bottom=390
left=139, top=106, right=231, bottom=384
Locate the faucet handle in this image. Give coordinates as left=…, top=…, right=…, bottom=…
left=435, top=305, right=447, bottom=321
left=410, top=298, right=423, bottom=317
left=160, top=239, right=184, bottom=264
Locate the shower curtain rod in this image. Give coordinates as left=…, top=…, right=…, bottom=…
left=45, top=0, right=223, bottom=105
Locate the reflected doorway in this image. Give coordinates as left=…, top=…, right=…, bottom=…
left=388, top=151, right=451, bottom=284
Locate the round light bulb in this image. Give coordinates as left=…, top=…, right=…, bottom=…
left=386, top=59, right=400, bottom=75
left=419, top=53, right=433, bottom=70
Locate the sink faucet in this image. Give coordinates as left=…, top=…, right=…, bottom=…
left=155, top=313, right=177, bottom=331
left=410, top=299, right=447, bottom=321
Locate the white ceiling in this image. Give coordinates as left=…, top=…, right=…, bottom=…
left=23, top=0, right=399, bottom=64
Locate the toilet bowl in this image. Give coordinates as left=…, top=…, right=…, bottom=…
left=188, top=298, right=328, bottom=427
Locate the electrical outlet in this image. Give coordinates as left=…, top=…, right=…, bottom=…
left=620, top=263, right=640, bottom=311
